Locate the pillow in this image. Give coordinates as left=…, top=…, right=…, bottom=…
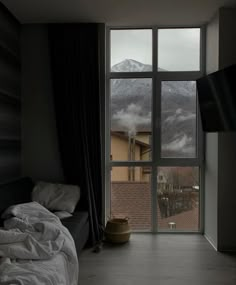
left=32, top=181, right=80, bottom=213
left=54, top=211, right=73, bottom=220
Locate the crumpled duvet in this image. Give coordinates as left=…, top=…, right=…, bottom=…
left=0, top=202, right=78, bottom=285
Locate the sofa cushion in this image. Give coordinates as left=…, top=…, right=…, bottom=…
left=62, top=211, right=89, bottom=255
left=62, top=211, right=88, bottom=237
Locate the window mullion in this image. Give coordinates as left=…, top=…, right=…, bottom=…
left=109, top=72, right=153, bottom=79
left=151, top=27, right=158, bottom=232
left=105, top=28, right=111, bottom=223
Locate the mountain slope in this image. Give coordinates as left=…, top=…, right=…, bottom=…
left=111, top=59, right=152, bottom=72
left=110, top=59, right=197, bottom=158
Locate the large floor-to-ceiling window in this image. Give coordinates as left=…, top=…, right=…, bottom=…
left=105, top=27, right=204, bottom=232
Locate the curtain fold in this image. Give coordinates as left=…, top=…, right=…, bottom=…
left=48, top=23, right=104, bottom=245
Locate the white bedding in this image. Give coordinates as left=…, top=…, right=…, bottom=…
left=0, top=202, right=79, bottom=285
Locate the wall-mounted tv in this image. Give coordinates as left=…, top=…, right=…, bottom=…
left=197, top=64, right=236, bottom=132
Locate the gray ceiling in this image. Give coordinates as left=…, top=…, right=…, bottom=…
left=1, top=0, right=236, bottom=25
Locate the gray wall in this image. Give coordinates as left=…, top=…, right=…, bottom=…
left=21, top=24, right=64, bottom=182
left=204, top=134, right=218, bottom=248
left=219, top=8, right=236, bottom=70
left=218, top=133, right=236, bottom=250
left=206, top=12, right=219, bottom=74
left=205, top=7, right=236, bottom=251
left=0, top=3, right=21, bottom=182
left=204, top=12, right=219, bottom=249
left=217, top=8, right=236, bottom=251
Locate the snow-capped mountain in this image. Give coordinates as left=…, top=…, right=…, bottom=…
left=111, top=59, right=152, bottom=72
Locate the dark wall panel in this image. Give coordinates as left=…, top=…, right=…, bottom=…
left=0, top=2, right=21, bottom=182
left=21, top=25, right=64, bottom=182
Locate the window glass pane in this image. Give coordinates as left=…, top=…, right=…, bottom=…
left=111, top=29, right=152, bottom=72
left=161, top=81, right=197, bottom=158
left=111, top=166, right=151, bottom=231
left=111, top=78, right=152, bottom=161
left=158, top=28, right=200, bottom=71
left=157, top=167, right=200, bottom=231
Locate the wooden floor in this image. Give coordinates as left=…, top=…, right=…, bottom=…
left=79, top=234, right=236, bottom=285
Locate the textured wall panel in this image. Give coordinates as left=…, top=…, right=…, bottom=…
left=0, top=2, right=20, bottom=182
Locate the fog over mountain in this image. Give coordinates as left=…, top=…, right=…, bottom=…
left=111, top=59, right=197, bottom=158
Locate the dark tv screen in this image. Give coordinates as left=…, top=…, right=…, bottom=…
left=197, top=64, right=236, bottom=132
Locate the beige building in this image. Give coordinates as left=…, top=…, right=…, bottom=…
left=110, top=131, right=151, bottom=182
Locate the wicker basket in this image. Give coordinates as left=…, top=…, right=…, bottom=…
left=104, top=218, right=131, bottom=243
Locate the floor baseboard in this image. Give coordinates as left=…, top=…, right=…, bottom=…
left=204, top=234, right=218, bottom=251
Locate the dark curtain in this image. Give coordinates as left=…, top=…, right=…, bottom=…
left=48, top=24, right=104, bottom=245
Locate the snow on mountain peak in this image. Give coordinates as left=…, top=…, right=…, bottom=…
left=111, top=59, right=152, bottom=72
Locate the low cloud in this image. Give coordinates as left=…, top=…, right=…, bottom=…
left=162, top=134, right=193, bottom=152
left=112, top=103, right=151, bottom=135
left=165, top=109, right=195, bottom=124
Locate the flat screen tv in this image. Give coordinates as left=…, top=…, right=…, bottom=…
left=197, top=64, right=236, bottom=132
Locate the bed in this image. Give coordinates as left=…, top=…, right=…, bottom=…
left=0, top=177, right=89, bottom=284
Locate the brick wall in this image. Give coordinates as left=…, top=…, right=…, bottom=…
left=111, top=182, right=199, bottom=231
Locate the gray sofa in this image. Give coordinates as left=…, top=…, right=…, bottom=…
left=0, top=177, right=89, bottom=256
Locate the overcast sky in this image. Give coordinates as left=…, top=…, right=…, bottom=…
left=111, top=28, right=200, bottom=71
